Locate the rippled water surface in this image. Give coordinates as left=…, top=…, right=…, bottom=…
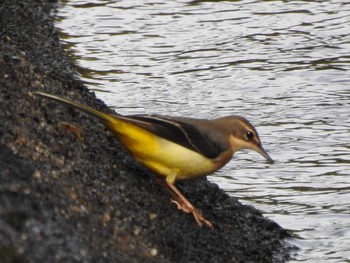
left=55, top=1, right=350, bottom=262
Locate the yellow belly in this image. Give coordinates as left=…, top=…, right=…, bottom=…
left=107, top=118, right=216, bottom=182
left=135, top=137, right=216, bottom=180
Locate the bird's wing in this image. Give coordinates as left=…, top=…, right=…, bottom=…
left=117, top=115, right=227, bottom=159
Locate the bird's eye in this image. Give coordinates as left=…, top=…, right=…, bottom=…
left=246, top=131, right=254, bottom=141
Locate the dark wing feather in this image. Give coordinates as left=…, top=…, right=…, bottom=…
left=119, top=115, right=226, bottom=159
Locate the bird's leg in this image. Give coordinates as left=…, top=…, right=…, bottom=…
left=155, top=178, right=189, bottom=211
left=155, top=178, right=213, bottom=228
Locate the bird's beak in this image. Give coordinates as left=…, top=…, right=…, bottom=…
left=255, top=144, right=274, bottom=164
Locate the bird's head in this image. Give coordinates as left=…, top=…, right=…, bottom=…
left=215, top=116, right=274, bottom=163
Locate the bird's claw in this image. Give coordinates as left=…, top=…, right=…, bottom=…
left=171, top=199, right=213, bottom=228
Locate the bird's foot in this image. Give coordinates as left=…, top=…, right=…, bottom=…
left=171, top=199, right=213, bottom=228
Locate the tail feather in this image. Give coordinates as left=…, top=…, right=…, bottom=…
left=35, top=91, right=113, bottom=123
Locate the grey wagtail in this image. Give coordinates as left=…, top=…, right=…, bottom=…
left=35, top=91, right=273, bottom=228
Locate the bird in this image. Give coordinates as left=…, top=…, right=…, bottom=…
left=35, top=91, right=273, bottom=228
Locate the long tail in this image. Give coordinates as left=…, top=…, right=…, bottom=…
left=35, top=91, right=114, bottom=123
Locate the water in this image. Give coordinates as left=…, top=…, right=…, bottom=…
left=55, top=1, right=350, bottom=262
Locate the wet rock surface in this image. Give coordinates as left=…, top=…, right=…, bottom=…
left=0, top=0, right=293, bottom=262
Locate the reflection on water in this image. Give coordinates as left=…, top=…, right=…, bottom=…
left=56, top=1, right=350, bottom=262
